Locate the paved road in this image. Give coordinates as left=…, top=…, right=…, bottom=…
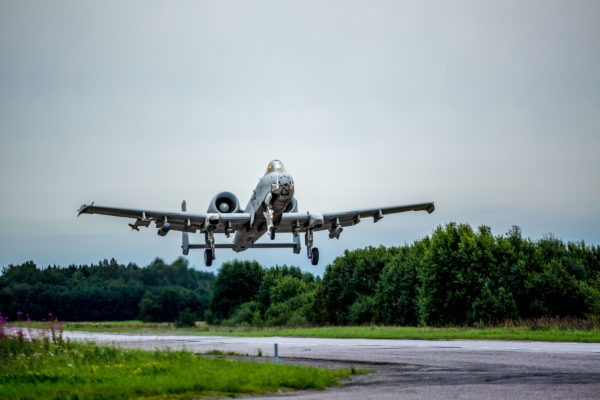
left=62, top=331, right=600, bottom=399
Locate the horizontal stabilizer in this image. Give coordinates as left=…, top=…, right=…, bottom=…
left=189, top=242, right=296, bottom=249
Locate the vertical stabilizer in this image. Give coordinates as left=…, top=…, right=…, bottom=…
left=181, top=200, right=189, bottom=255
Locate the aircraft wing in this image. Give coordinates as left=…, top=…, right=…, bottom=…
left=279, top=202, right=435, bottom=232
left=77, top=203, right=251, bottom=234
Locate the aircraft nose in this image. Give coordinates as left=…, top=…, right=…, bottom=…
left=279, top=175, right=292, bottom=186
left=275, top=174, right=294, bottom=197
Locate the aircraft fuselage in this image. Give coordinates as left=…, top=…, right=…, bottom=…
left=233, top=169, right=294, bottom=251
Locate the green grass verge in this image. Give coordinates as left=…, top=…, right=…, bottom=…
left=1, top=335, right=351, bottom=400
left=271, top=326, right=600, bottom=342
left=14, top=321, right=600, bottom=342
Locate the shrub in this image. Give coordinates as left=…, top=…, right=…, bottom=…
left=175, top=308, right=197, bottom=328
left=209, top=261, right=264, bottom=321
left=374, top=246, right=421, bottom=325
left=311, top=246, right=393, bottom=325
left=348, top=295, right=376, bottom=325
left=224, top=301, right=261, bottom=326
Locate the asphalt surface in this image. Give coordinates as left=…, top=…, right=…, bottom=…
left=61, top=331, right=600, bottom=399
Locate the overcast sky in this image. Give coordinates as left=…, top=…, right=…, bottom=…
left=1, top=1, right=598, bottom=275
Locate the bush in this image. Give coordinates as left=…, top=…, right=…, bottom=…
left=175, top=308, right=197, bottom=328
left=138, top=288, right=205, bottom=322
left=579, top=279, right=600, bottom=315
left=374, top=246, right=422, bottom=325
left=209, top=261, right=264, bottom=321
left=348, top=295, right=376, bottom=325
left=264, top=301, right=294, bottom=326
left=311, top=246, right=393, bottom=325
left=224, top=301, right=261, bottom=326
left=287, top=312, right=308, bottom=327
left=270, top=276, right=307, bottom=304
left=265, top=291, right=314, bottom=326
left=468, top=281, right=518, bottom=324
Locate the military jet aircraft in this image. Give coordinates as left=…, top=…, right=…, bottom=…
left=78, top=160, right=434, bottom=266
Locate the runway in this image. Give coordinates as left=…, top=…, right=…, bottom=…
left=62, top=331, right=600, bottom=399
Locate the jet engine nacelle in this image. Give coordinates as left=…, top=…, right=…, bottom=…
left=207, top=192, right=241, bottom=213
left=284, top=197, right=298, bottom=213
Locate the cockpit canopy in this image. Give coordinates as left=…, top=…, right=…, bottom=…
left=265, top=159, right=286, bottom=175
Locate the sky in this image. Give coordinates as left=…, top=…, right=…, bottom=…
left=1, top=1, right=599, bottom=276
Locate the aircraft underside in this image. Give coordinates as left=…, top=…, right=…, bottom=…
left=77, top=159, right=434, bottom=268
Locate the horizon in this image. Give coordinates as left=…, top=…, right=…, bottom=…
left=2, top=220, right=596, bottom=277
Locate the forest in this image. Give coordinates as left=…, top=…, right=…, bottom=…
left=0, top=258, right=214, bottom=323
left=1, top=223, right=599, bottom=326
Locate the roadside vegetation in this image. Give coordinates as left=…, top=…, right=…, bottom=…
left=2, top=223, right=599, bottom=338
left=15, top=318, right=600, bottom=342
left=0, top=258, right=214, bottom=323
left=204, top=224, right=599, bottom=331
left=0, top=315, right=351, bottom=400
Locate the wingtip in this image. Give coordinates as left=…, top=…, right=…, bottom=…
left=77, top=202, right=94, bottom=217
left=427, top=203, right=435, bottom=214
left=77, top=205, right=87, bottom=217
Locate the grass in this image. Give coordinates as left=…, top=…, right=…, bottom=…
left=14, top=319, right=600, bottom=342
left=271, top=325, right=600, bottom=342
left=1, top=317, right=352, bottom=400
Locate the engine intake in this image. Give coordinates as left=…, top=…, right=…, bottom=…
left=207, top=192, right=241, bottom=213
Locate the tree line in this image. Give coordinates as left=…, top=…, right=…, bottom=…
left=1, top=223, right=599, bottom=326
left=0, top=258, right=214, bottom=323
left=207, top=223, right=599, bottom=326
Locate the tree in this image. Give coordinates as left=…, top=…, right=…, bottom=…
left=0, top=258, right=213, bottom=322
left=255, top=265, right=313, bottom=316
left=311, top=246, right=393, bottom=325
left=374, top=244, right=424, bottom=326
left=209, top=260, right=264, bottom=321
